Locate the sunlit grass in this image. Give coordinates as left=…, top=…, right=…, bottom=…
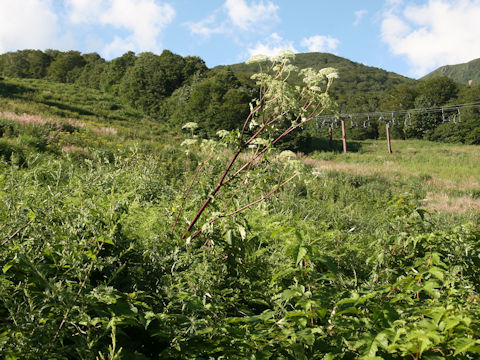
left=309, top=139, right=480, bottom=214
left=311, top=139, right=479, bottom=188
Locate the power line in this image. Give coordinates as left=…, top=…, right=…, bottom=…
left=315, top=101, right=480, bottom=128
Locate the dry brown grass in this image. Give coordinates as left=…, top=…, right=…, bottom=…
left=0, top=111, right=85, bottom=128
left=423, top=192, right=480, bottom=213
left=302, top=157, right=407, bottom=177
left=61, top=145, right=90, bottom=156
left=0, top=111, right=121, bottom=138
left=91, top=126, right=117, bottom=136
left=302, top=157, right=479, bottom=192
left=425, top=177, right=480, bottom=191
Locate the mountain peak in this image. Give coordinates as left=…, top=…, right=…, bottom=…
left=216, top=52, right=416, bottom=96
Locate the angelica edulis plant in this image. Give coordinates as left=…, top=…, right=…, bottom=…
left=180, top=50, right=338, bottom=241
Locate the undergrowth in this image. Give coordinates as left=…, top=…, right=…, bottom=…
left=0, top=115, right=479, bottom=359
left=0, top=71, right=479, bottom=359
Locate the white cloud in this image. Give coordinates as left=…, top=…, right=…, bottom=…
left=386, top=0, right=404, bottom=7
left=301, top=35, right=339, bottom=53
left=354, top=9, right=368, bottom=26
left=248, top=33, right=297, bottom=58
left=186, top=11, right=226, bottom=37
left=0, top=0, right=62, bottom=53
left=381, top=0, right=480, bottom=76
left=66, top=0, right=103, bottom=23
left=187, top=0, right=279, bottom=37
left=66, top=0, right=175, bottom=58
left=224, top=0, right=279, bottom=31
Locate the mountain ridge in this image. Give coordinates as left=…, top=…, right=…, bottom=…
left=215, top=52, right=417, bottom=96
left=422, top=57, right=480, bottom=85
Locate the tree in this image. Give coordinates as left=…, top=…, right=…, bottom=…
left=156, top=50, right=191, bottom=94
left=119, top=50, right=207, bottom=114
left=47, top=51, right=86, bottom=83
left=0, top=50, right=53, bottom=79
left=0, top=51, right=29, bottom=78
left=405, top=95, right=442, bottom=139
left=403, top=77, right=460, bottom=139
left=75, top=53, right=106, bottom=89
left=182, top=56, right=208, bottom=79
left=380, top=84, right=419, bottom=111
left=44, top=49, right=61, bottom=61
left=214, top=88, right=251, bottom=131
left=416, top=76, right=458, bottom=105
left=100, top=51, right=136, bottom=94
left=119, top=52, right=167, bottom=113
left=167, top=68, right=251, bottom=136
left=429, top=84, right=480, bottom=144
left=25, top=50, right=52, bottom=78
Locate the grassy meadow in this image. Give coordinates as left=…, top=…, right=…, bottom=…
left=309, top=140, right=480, bottom=214
left=1, top=77, right=479, bottom=359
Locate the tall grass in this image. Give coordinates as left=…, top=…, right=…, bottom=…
left=0, top=77, right=479, bottom=358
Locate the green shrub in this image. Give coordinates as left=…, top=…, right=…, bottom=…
left=0, top=138, right=25, bottom=165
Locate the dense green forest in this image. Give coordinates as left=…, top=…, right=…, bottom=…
left=1, top=49, right=479, bottom=147
left=216, top=52, right=416, bottom=99
left=423, top=57, right=480, bottom=86
left=0, top=50, right=479, bottom=358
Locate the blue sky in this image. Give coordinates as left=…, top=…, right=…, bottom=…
left=1, top=0, right=480, bottom=78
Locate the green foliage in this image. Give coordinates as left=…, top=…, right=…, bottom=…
left=0, top=50, right=52, bottom=79
left=380, top=84, right=419, bottom=112
left=99, top=51, right=137, bottom=94
left=218, top=53, right=480, bottom=145
left=119, top=50, right=207, bottom=114
left=166, top=68, right=251, bottom=135
left=2, top=48, right=480, bottom=146
left=47, top=51, right=86, bottom=83
left=423, top=57, right=480, bottom=85
left=428, top=85, right=480, bottom=144
left=218, top=52, right=415, bottom=98
left=75, top=53, right=106, bottom=89
left=0, top=105, right=478, bottom=358
left=1, top=55, right=480, bottom=357
left=417, top=77, right=459, bottom=106
left=404, top=95, right=442, bottom=139
left=428, top=110, right=480, bottom=144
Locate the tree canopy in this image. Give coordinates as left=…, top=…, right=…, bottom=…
left=0, top=49, right=479, bottom=145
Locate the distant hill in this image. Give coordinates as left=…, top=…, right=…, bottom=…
left=216, top=52, right=417, bottom=96
left=422, top=58, right=480, bottom=85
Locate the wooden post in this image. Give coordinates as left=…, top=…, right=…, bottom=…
left=341, top=119, right=347, bottom=153
left=386, top=123, right=392, bottom=154
left=328, top=125, right=332, bottom=147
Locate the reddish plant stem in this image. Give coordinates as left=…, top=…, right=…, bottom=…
left=221, top=147, right=258, bottom=213
left=224, top=96, right=321, bottom=185
left=182, top=98, right=283, bottom=238
left=188, top=175, right=297, bottom=241
left=243, top=110, right=287, bottom=147
left=241, top=101, right=263, bottom=136
left=240, top=93, right=278, bottom=137
left=182, top=71, right=331, bottom=239
left=182, top=148, right=242, bottom=239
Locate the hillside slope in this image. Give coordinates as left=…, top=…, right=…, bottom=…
left=216, top=52, right=417, bottom=96
left=422, top=57, right=480, bottom=85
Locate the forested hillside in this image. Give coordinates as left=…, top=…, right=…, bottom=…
left=423, top=57, right=480, bottom=86
left=216, top=52, right=416, bottom=97
left=1, top=49, right=479, bottom=148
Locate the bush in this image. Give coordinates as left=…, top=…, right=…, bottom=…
left=0, top=138, right=25, bottom=165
